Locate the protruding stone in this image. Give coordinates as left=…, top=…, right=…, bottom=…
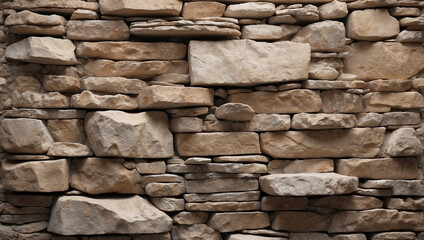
left=13, top=91, right=70, bottom=109
left=99, top=0, right=183, bottom=17
left=85, top=111, right=173, bottom=158
left=66, top=20, right=130, bottom=41
left=135, top=160, right=166, bottom=174
left=48, top=195, right=173, bottom=235
left=43, top=75, right=81, bottom=93
left=71, top=9, right=99, bottom=20
left=310, top=195, right=383, bottom=210
left=208, top=212, right=270, bottom=232
left=381, top=128, right=423, bottom=157
left=292, top=113, right=357, bottom=130
left=71, top=90, right=138, bottom=110
left=215, top=103, right=254, bottom=121
left=171, top=224, right=221, bottom=240
left=268, top=159, right=334, bottom=174
left=5, top=10, right=66, bottom=26
left=47, top=142, right=92, bottom=157
left=241, top=24, right=283, bottom=40
left=173, top=212, right=209, bottom=225
left=321, top=90, right=362, bottom=113
left=272, top=211, right=330, bottom=232
left=185, top=178, right=258, bottom=193
left=224, top=2, right=275, bottom=19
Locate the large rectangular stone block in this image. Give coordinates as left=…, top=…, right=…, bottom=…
left=185, top=178, right=258, bottom=193
left=99, top=0, right=183, bottom=17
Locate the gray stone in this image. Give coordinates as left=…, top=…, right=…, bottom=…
left=224, top=2, right=275, bottom=19
left=321, top=90, right=362, bottom=113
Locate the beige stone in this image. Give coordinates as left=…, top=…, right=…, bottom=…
left=2, top=159, right=70, bottom=192
left=0, top=118, right=53, bottom=154
left=185, top=178, right=258, bottom=193
left=334, top=234, right=366, bottom=240
left=47, top=119, right=85, bottom=143
left=43, top=75, right=81, bottom=93
left=184, top=191, right=259, bottom=202
left=261, top=196, right=308, bottom=211
left=167, top=107, right=208, bottom=117
left=167, top=163, right=266, bottom=174
left=48, top=195, right=172, bottom=235
left=135, top=160, right=166, bottom=174
left=182, top=2, right=226, bottom=19
left=13, top=91, right=70, bottom=109
left=6, top=10, right=66, bottom=26
left=260, top=173, right=358, bottom=196
left=71, top=90, right=137, bottom=110
left=390, top=7, right=421, bottom=17
left=215, top=103, right=254, bottom=121
left=344, top=42, right=424, bottom=80
left=176, top=132, right=260, bottom=156
left=268, top=159, right=334, bottom=174
left=356, top=113, right=382, bottom=127
left=365, top=79, right=411, bottom=92
left=371, top=232, right=416, bottom=240
left=76, top=41, right=186, bottom=61
left=385, top=197, right=424, bottom=210
left=292, top=20, right=346, bottom=52
left=47, top=142, right=92, bottom=157
left=173, top=212, right=209, bottom=225
left=213, top=155, right=268, bottom=163
left=66, top=20, right=130, bottom=41
left=396, top=30, right=424, bottom=43
left=228, top=234, right=285, bottom=240
left=321, top=90, right=362, bottom=113
left=5, top=37, right=77, bottom=65
left=292, top=113, right=356, bottom=130
left=329, top=210, right=424, bottom=232
left=347, top=0, right=397, bottom=10
left=85, top=111, right=173, bottom=158
left=261, top=128, right=385, bottom=158
left=8, top=24, right=66, bottom=36
left=189, top=40, right=310, bottom=87
left=229, top=90, right=321, bottom=114
left=14, top=76, right=41, bottom=93
left=10, top=0, right=99, bottom=10
left=208, top=212, right=270, bottom=232
left=99, top=0, right=183, bottom=17
left=145, top=183, right=185, bottom=197
left=310, top=195, right=383, bottom=210
left=186, top=201, right=260, bottom=211
left=138, top=86, right=213, bottom=109
left=171, top=224, right=221, bottom=240
left=4, top=109, right=86, bottom=119
left=319, top=1, right=348, bottom=20
left=70, top=9, right=99, bottom=20
left=290, top=233, right=331, bottom=240
left=303, top=80, right=365, bottom=90
left=272, top=211, right=330, bottom=232
left=347, top=9, right=399, bottom=41
left=170, top=117, right=203, bottom=133
left=81, top=77, right=146, bottom=95
left=224, top=2, right=275, bottom=18
left=241, top=24, right=283, bottom=40
left=381, top=128, right=423, bottom=157
left=309, top=58, right=343, bottom=80
left=366, top=92, right=424, bottom=110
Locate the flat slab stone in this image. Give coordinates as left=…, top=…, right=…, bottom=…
left=4, top=109, right=86, bottom=119
left=48, top=195, right=172, bottom=235
left=5, top=10, right=66, bottom=26
left=99, top=0, right=182, bottom=17
left=10, top=0, right=99, bottom=10
left=81, top=77, right=146, bottom=94
left=224, top=2, right=275, bottom=19
left=259, top=173, right=358, bottom=196
left=208, top=212, right=270, bottom=232
left=365, top=92, right=424, bottom=110
left=71, top=90, right=138, bottom=110
left=291, top=113, right=357, bottom=130
left=261, top=128, right=385, bottom=158
left=66, top=20, right=130, bottom=41
left=131, top=25, right=241, bottom=38
left=186, top=201, right=260, bottom=211
left=8, top=25, right=66, bottom=36
left=189, top=40, right=310, bottom=86
left=272, top=211, right=330, bottom=232
left=185, top=178, right=258, bottom=193
left=184, top=191, right=260, bottom=202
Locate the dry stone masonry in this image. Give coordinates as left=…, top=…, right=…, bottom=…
left=0, top=0, right=423, bottom=239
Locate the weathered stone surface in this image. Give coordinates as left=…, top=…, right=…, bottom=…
left=171, top=117, right=203, bottom=133
left=171, top=224, right=221, bottom=240
left=261, top=128, right=385, bottom=158
left=292, top=113, right=356, bottom=130
left=43, top=75, right=81, bottom=93
left=4, top=109, right=86, bottom=119
left=76, top=42, right=186, bottom=61
left=6, top=194, right=53, bottom=207
left=310, top=195, right=383, bottom=210
left=309, top=58, right=343, bottom=80
left=333, top=234, right=366, bottom=240
left=337, top=158, right=419, bottom=179
left=365, top=92, right=424, bottom=110
left=184, top=191, right=260, bottom=202
left=173, top=212, right=209, bottom=225
left=397, top=30, right=424, bottom=43
left=228, top=234, right=285, bottom=240
left=329, top=210, right=424, bottom=232
left=215, top=103, right=254, bottom=121
left=189, top=40, right=310, bottom=87
left=290, top=233, right=331, bottom=240
left=71, top=91, right=138, bottom=110
left=167, top=163, right=266, bottom=174
left=135, top=160, right=166, bottom=174
left=241, top=24, right=283, bottom=40
left=319, top=1, right=348, bottom=19
left=71, top=9, right=99, bottom=20
left=386, top=197, right=424, bottom=210
left=138, top=86, right=213, bottom=109
left=0, top=214, right=49, bottom=224
left=176, top=132, right=260, bottom=156
left=85, top=60, right=188, bottom=79
left=224, top=2, right=275, bottom=18
left=292, top=20, right=346, bottom=52
left=344, top=42, right=424, bottom=80
left=12, top=221, right=49, bottom=233
left=321, top=90, right=362, bottom=113
left=151, top=197, right=184, bottom=212
left=2, top=159, right=70, bottom=192
left=356, top=113, right=382, bottom=127
left=66, top=20, right=130, bottom=41
left=71, top=158, right=143, bottom=194
left=99, top=0, right=183, bottom=17
left=381, top=128, right=423, bottom=157
left=366, top=79, right=411, bottom=92
left=48, top=195, right=172, bottom=235
left=182, top=1, right=226, bottom=19
left=145, top=183, right=185, bottom=197
left=208, top=212, right=270, bottom=232
left=13, top=91, right=70, bottom=109
left=371, top=232, right=416, bottom=240
left=347, top=9, right=399, bottom=41
left=261, top=196, right=308, bottom=211
left=303, top=80, right=365, bottom=90
left=47, top=142, right=92, bottom=157
left=390, top=7, right=421, bottom=17
left=272, top=211, right=330, bottom=232
left=81, top=77, right=146, bottom=94
left=229, top=90, right=321, bottom=114
left=260, top=173, right=358, bottom=196
left=130, top=24, right=241, bottom=38
left=186, top=201, right=260, bottom=211
left=10, top=0, right=98, bottom=10
left=268, top=159, right=334, bottom=174
left=5, top=37, right=76, bottom=65
left=8, top=24, right=66, bottom=36
left=85, top=111, right=173, bottom=158
left=213, top=155, right=268, bottom=163
left=5, top=10, right=66, bottom=26
left=47, top=119, right=85, bottom=143
left=0, top=118, right=53, bottom=154
left=185, top=178, right=258, bottom=193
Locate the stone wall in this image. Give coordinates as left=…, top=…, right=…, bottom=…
left=0, top=0, right=424, bottom=239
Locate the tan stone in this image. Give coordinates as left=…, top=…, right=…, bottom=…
left=261, top=128, right=385, bottom=158
left=292, top=113, right=356, bottom=130
left=2, top=159, right=70, bottom=192
left=76, top=41, right=186, bottom=61
left=14, top=76, right=41, bottom=93
left=189, top=40, right=310, bottom=87
left=48, top=195, right=172, bottom=235
left=390, top=7, right=421, bottom=17
left=135, top=160, right=166, bottom=174
left=397, top=30, right=424, bottom=43
left=303, top=80, right=365, bottom=90
left=272, top=211, right=330, bottom=232
left=173, top=212, right=209, bottom=225
left=261, top=196, right=308, bottom=211
left=241, top=24, right=283, bottom=40
left=138, top=86, right=213, bottom=109
left=47, top=142, right=92, bottom=157
left=329, top=210, right=424, bottom=232
left=43, top=75, right=81, bottom=93
left=139, top=174, right=184, bottom=187
left=381, top=128, right=423, bottom=157
left=167, top=107, right=209, bottom=117
left=319, top=1, right=348, bottom=20
left=71, top=90, right=137, bottom=110
left=145, top=183, right=185, bottom=197
left=171, top=224, right=221, bottom=240
left=166, top=163, right=266, bottom=174
left=228, top=234, right=285, bottom=240
left=260, top=173, right=358, bottom=196
left=47, top=119, right=85, bottom=143
left=213, top=155, right=268, bottom=163
left=184, top=191, right=260, bottom=202
left=71, top=9, right=99, bottom=20
left=333, top=234, right=366, bottom=240
left=366, top=92, right=424, bottom=110
left=0, top=118, right=53, bottom=154
left=229, top=90, right=321, bottom=114
left=8, top=24, right=66, bottom=36
left=170, top=117, right=203, bottom=133
left=4, top=109, right=86, bottom=119
left=176, top=132, right=260, bottom=156
left=347, top=9, right=399, bottom=41
left=5, top=10, right=66, bottom=26
left=356, top=113, right=382, bottom=127
left=310, top=195, right=383, bottom=210
left=185, top=178, right=258, bottom=193
left=182, top=2, right=226, bottom=19
left=81, top=77, right=146, bottom=95
left=365, top=79, right=411, bottom=92
left=385, top=197, right=424, bottom=210
left=66, top=20, right=130, bottom=41
left=5, top=37, right=76, bottom=65
left=99, top=0, right=183, bottom=17
left=371, top=232, right=416, bottom=240
left=224, top=2, right=275, bottom=18
left=215, top=103, right=254, bottom=121
left=290, top=233, right=331, bottom=240
left=186, top=201, right=260, bottom=211
left=13, top=91, right=70, bottom=109
left=268, top=159, right=334, bottom=174
left=347, top=0, right=397, bottom=10
left=309, top=58, right=343, bottom=80
left=344, top=42, right=424, bottom=80
left=85, top=111, right=173, bottom=158
left=208, top=212, right=270, bottom=232
left=321, top=90, right=362, bottom=113
left=10, top=0, right=99, bottom=11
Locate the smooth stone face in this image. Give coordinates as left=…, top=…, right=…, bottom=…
left=310, top=195, right=383, bottom=210
left=381, top=128, right=423, bottom=157
left=5, top=37, right=77, bottom=65
left=261, top=128, right=385, bottom=158
left=138, top=86, right=214, bottom=109
left=66, top=20, right=130, bottom=41
left=10, top=0, right=99, bottom=10
left=344, top=42, right=424, bottom=80
left=184, top=191, right=260, bottom=202
left=371, top=232, right=416, bottom=240
left=47, top=142, right=93, bottom=157
left=2, top=159, right=70, bottom=192
left=260, top=173, right=358, bottom=196
left=272, top=211, right=330, bottom=232
left=76, top=41, right=186, bottom=61
left=229, top=90, right=321, bottom=114
left=189, top=40, right=310, bottom=87
left=291, top=113, right=357, bottom=130
left=71, top=158, right=144, bottom=194
left=185, top=178, right=258, bottom=193
left=81, top=77, right=146, bottom=94
left=241, top=24, right=283, bottom=40
left=48, top=195, right=173, bottom=235
left=182, top=1, right=226, bottom=19
left=208, top=212, right=270, bottom=232
left=71, top=9, right=99, bottom=20
left=215, top=103, right=255, bottom=121
left=71, top=90, right=138, bottom=110
left=292, top=20, right=346, bottom=52
left=290, top=233, right=331, bottom=240
left=319, top=1, right=348, bottom=20
left=171, top=224, right=221, bottom=240
left=0, top=118, right=54, bottom=154
left=347, top=9, right=399, bottom=41
left=85, top=111, right=174, bottom=158
left=224, top=2, right=275, bottom=18
left=99, top=0, right=183, bottom=17
left=176, top=132, right=261, bottom=156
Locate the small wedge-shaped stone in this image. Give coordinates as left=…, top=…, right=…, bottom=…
left=224, top=2, right=275, bottom=19
left=5, top=10, right=66, bottom=26
left=81, top=77, right=146, bottom=94
left=208, top=212, right=270, bottom=232
left=260, top=173, right=358, bottom=196
left=0, top=118, right=54, bottom=154
left=215, top=103, right=255, bottom=121
left=5, top=37, right=77, bottom=65
left=189, top=40, right=310, bottom=87
left=381, top=128, right=423, bottom=157
left=229, top=90, right=321, bottom=114
left=66, top=20, right=130, bottom=41
left=85, top=111, right=173, bottom=158
left=261, top=128, right=385, bottom=158
left=71, top=90, right=138, bottom=110
left=76, top=41, right=186, bottom=61
left=2, top=159, right=70, bottom=192
left=48, top=195, right=173, bottom=235
left=292, top=113, right=357, bottom=130
left=99, top=0, right=183, bottom=17
left=138, top=86, right=213, bottom=109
